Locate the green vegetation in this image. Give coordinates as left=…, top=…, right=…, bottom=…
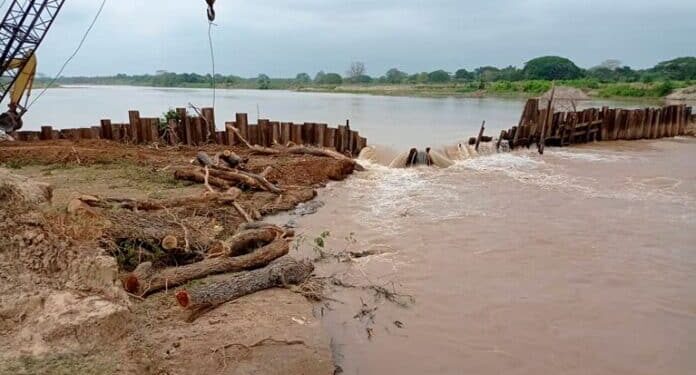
left=40, top=56, right=696, bottom=99
left=523, top=56, right=583, bottom=80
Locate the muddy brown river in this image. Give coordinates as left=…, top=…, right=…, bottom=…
left=274, top=138, right=696, bottom=374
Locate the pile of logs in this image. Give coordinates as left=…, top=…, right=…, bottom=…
left=72, top=193, right=311, bottom=318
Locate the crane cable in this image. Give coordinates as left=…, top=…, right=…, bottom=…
left=27, top=0, right=107, bottom=110
left=208, top=20, right=216, bottom=110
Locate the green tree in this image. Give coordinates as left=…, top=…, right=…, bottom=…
left=498, top=66, right=523, bottom=81
left=651, top=57, right=696, bottom=80
left=314, top=71, right=326, bottom=83
left=385, top=68, right=408, bottom=84
left=454, top=68, right=473, bottom=80
left=428, top=70, right=451, bottom=83
left=317, top=73, right=343, bottom=85
left=523, top=56, right=583, bottom=80
left=474, top=66, right=501, bottom=82
left=295, top=73, right=311, bottom=84
left=257, top=74, right=271, bottom=89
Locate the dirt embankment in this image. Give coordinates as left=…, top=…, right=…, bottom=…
left=0, top=140, right=356, bottom=374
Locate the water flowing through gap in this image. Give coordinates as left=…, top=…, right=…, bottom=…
left=23, top=86, right=696, bottom=374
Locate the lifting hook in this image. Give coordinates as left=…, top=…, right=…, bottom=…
left=206, top=0, right=215, bottom=22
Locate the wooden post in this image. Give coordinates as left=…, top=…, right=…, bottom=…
left=324, top=128, right=336, bottom=149
left=336, top=125, right=347, bottom=153
left=350, top=130, right=359, bottom=156
left=91, top=126, right=102, bottom=139
left=638, top=109, right=647, bottom=139
left=281, top=122, right=291, bottom=145
left=652, top=108, right=662, bottom=139
left=291, top=123, right=302, bottom=145
left=678, top=104, right=686, bottom=135
left=139, top=119, right=150, bottom=142
left=356, top=136, right=367, bottom=153
left=599, top=107, right=609, bottom=141
left=201, top=108, right=216, bottom=142
left=40, top=126, right=53, bottom=141
left=150, top=118, right=160, bottom=143
left=235, top=113, right=249, bottom=142
left=669, top=105, right=679, bottom=137
left=248, top=124, right=259, bottom=145
left=225, top=121, right=236, bottom=145
left=128, top=110, right=141, bottom=143
left=181, top=116, right=193, bottom=145
left=475, top=120, right=486, bottom=152
left=100, top=119, right=113, bottom=140
left=191, top=116, right=202, bottom=145
left=176, top=108, right=188, bottom=144
left=538, top=86, right=555, bottom=154
left=258, top=119, right=270, bottom=146
left=302, top=123, right=314, bottom=145
left=270, top=121, right=280, bottom=145
left=314, top=123, right=327, bottom=147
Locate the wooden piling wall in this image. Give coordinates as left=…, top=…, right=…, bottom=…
left=13, top=108, right=367, bottom=156
left=506, top=100, right=692, bottom=149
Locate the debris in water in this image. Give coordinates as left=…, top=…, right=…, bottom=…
left=292, top=200, right=325, bottom=216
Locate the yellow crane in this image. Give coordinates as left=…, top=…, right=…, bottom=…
left=0, top=0, right=216, bottom=136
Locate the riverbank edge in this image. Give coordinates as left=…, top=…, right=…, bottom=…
left=38, top=82, right=685, bottom=103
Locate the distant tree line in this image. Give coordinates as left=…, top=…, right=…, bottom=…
left=45, top=56, right=696, bottom=91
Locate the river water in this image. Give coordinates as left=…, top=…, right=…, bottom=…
left=23, top=87, right=696, bottom=374
left=22, top=85, right=657, bottom=150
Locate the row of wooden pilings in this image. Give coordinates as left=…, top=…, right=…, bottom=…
left=15, top=107, right=368, bottom=157
left=502, top=99, right=693, bottom=149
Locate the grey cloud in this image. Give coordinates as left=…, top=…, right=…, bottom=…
left=16, top=0, right=696, bottom=77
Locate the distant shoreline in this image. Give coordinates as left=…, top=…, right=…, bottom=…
left=38, top=82, right=676, bottom=103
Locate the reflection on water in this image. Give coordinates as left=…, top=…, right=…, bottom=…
left=281, top=138, right=696, bottom=375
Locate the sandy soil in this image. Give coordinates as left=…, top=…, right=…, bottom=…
left=0, top=140, right=354, bottom=374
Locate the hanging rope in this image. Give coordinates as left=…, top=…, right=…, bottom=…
left=27, top=0, right=107, bottom=109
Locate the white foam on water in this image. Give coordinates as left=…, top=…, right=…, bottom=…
left=548, top=149, right=633, bottom=162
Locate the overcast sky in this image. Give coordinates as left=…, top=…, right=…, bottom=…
left=21, top=0, right=696, bottom=77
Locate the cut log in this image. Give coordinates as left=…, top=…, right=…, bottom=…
left=207, top=168, right=282, bottom=193
left=196, top=151, right=215, bottom=167
left=287, top=145, right=365, bottom=171
left=226, top=125, right=280, bottom=155
left=79, top=191, right=242, bottom=211
left=235, top=170, right=283, bottom=194
left=174, top=169, right=231, bottom=189
left=207, top=227, right=283, bottom=258
left=162, top=235, right=179, bottom=250
left=175, top=256, right=313, bottom=312
left=124, top=236, right=290, bottom=296
left=219, top=150, right=242, bottom=168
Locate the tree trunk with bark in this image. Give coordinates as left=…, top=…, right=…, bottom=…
left=124, top=236, right=289, bottom=295
left=175, top=256, right=313, bottom=312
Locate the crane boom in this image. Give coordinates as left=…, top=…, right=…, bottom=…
left=0, top=0, right=216, bottom=136
left=0, top=0, right=66, bottom=106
